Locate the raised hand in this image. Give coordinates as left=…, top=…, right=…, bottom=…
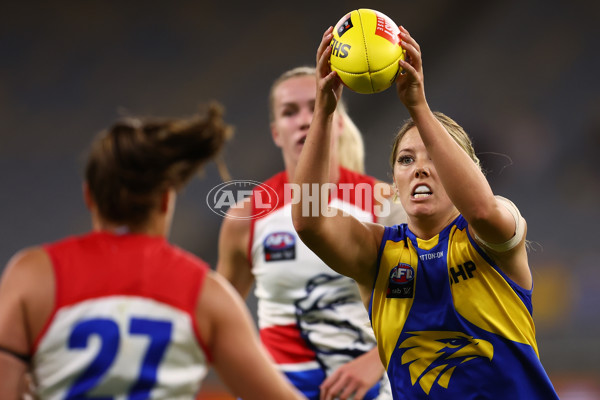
left=315, top=26, right=343, bottom=116
left=395, top=26, right=426, bottom=110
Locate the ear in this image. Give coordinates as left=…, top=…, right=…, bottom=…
left=82, top=182, right=95, bottom=211
left=270, top=123, right=283, bottom=148
left=160, top=190, right=170, bottom=213
left=160, top=189, right=176, bottom=214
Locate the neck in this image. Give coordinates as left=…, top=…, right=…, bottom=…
left=91, top=213, right=168, bottom=237
left=407, top=209, right=460, bottom=240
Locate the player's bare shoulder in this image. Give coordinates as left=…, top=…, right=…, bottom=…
left=2, top=246, right=53, bottom=287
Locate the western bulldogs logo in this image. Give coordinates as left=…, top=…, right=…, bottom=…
left=387, top=263, right=415, bottom=298
left=294, top=274, right=375, bottom=373
left=264, top=231, right=295, bottom=262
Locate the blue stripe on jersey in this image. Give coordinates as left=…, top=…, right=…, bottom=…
left=284, top=368, right=381, bottom=400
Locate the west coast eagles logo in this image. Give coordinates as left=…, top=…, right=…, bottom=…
left=399, top=331, right=494, bottom=395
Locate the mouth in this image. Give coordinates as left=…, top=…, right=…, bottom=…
left=297, top=136, right=307, bottom=146
left=412, top=184, right=432, bottom=199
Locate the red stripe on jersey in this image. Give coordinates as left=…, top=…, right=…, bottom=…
left=260, top=324, right=316, bottom=364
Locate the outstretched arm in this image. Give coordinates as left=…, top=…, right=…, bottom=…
left=396, top=27, right=530, bottom=288
left=291, top=27, right=383, bottom=291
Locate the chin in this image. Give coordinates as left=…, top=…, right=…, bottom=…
left=407, top=205, right=436, bottom=219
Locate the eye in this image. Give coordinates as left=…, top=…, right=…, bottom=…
left=281, top=108, right=297, bottom=117
left=397, top=155, right=414, bottom=165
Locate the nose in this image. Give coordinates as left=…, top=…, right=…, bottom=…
left=414, top=166, right=430, bottom=178
left=298, top=107, right=313, bottom=129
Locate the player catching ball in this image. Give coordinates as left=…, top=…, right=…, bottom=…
left=291, top=25, right=559, bottom=398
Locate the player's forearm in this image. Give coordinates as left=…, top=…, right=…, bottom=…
left=412, top=106, right=496, bottom=220
left=291, top=110, right=334, bottom=232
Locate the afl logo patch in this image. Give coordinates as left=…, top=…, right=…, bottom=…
left=264, top=232, right=296, bottom=262
left=387, top=263, right=415, bottom=298
left=337, top=14, right=353, bottom=37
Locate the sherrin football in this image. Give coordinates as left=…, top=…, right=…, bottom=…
left=330, top=9, right=406, bottom=94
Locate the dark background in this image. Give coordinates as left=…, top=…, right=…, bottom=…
left=2, top=1, right=599, bottom=396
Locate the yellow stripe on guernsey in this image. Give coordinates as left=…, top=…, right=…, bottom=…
left=447, top=225, right=539, bottom=356
left=371, top=237, right=419, bottom=369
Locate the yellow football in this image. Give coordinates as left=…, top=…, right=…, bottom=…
left=330, top=9, right=406, bottom=94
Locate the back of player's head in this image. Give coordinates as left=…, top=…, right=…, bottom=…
left=85, top=102, right=233, bottom=227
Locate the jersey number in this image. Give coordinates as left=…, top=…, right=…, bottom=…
left=65, top=317, right=173, bottom=399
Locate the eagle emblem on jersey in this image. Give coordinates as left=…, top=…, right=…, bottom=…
left=399, top=331, right=493, bottom=395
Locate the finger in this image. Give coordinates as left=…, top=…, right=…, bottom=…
left=350, top=384, right=369, bottom=400
left=319, top=375, right=332, bottom=400
left=317, top=33, right=334, bottom=71
left=336, top=381, right=360, bottom=400
left=322, top=381, right=347, bottom=400
left=333, top=74, right=343, bottom=97
left=399, top=26, right=421, bottom=52
left=322, top=70, right=340, bottom=91
left=400, top=32, right=421, bottom=53
left=318, top=44, right=334, bottom=78
left=317, top=26, right=334, bottom=64
left=398, top=58, right=418, bottom=80
left=320, top=372, right=344, bottom=400
left=399, top=37, right=422, bottom=71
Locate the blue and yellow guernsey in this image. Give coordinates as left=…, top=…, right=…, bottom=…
left=370, top=215, right=559, bottom=399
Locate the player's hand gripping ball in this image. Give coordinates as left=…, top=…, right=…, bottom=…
left=330, top=9, right=406, bottom=94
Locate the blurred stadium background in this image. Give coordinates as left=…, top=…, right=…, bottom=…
left=1, top=1, right=599, bottom=398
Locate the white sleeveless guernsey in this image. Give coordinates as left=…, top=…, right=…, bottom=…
left=249, top=168, right=392, bottom=400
